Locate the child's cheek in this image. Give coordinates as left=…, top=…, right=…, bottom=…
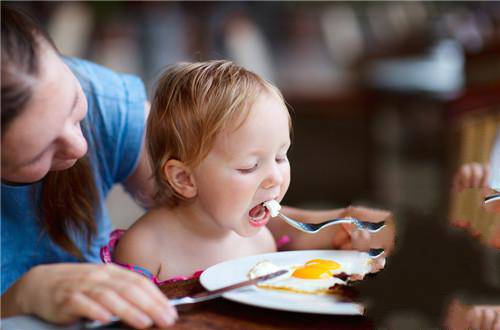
left=229, top=175, right=259, bottom=205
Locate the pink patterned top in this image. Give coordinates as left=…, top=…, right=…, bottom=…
left=100, top=229, right=291, bottom=286
left=100, top=229, right=203, bottom=286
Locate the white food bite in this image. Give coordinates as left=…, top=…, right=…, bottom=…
left=263, top=200, right=281, bottom=217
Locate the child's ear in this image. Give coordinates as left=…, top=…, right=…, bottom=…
left=163, top=159, right=197, bottom=199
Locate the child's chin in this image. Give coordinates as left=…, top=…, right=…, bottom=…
left=237, top=225, right=263, bottom=238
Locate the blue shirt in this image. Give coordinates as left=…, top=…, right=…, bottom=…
left=1, top=58, right=146, bottom=294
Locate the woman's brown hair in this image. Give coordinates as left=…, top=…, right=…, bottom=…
left=147, top=60, right=289, bottom=207
left=1, top=7, right=98, bottom=259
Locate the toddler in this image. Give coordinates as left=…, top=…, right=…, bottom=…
left=102, top=60, right=386, bottom=284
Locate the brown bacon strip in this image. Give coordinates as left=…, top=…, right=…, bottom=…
left=328, top=284, right=359, bottom=301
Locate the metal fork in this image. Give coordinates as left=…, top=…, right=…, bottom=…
left=277, top=213, right=385, bottom=234
left=367, top=248, right=385, bottom=258
left=484, top=193, right=500, bottom=204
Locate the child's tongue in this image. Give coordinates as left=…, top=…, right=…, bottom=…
left=249, top=203, right=265, bottom=219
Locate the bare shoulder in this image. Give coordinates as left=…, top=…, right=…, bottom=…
left=113, top=211, right=165, bottom=275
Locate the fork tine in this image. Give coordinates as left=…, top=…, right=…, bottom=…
left=368, top=248, right=385, bottom=258
left=356, top=220, right=385, bottom=232
left=368, top=221, right=385, bottom=232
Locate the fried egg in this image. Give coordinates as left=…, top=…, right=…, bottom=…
left=248, top=259, right=350, bottom=294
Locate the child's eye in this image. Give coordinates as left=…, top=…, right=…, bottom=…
left=237, top=164, right=258, bottom=174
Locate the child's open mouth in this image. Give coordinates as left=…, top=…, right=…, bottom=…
left=248, top=203, right=270, bottom=227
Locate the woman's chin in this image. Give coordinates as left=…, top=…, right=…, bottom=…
left=51, top=159, right=78, bottom=171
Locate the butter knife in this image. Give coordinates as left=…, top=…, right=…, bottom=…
left=84, top=269, right=288, bottom=329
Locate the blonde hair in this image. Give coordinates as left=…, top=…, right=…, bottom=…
left=147, top=60, right=288, bottom=206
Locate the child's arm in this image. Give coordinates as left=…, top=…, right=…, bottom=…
left=113, top=227, right=162, bottom=283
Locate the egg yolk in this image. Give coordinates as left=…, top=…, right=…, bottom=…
left=292, top=259, right=341, bottom=279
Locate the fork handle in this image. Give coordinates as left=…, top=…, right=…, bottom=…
left=315, top=217, right=360, bottom=232
left=321, top=217, right=356, bottom=225
left=277, top=213, right=310, bottom=231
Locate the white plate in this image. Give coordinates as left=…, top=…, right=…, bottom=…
left=200, top=250, right=370, bottom=315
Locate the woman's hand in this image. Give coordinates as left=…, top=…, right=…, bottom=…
left=449, top=162, right=500, bottom=243
left=452, top=162, right=490, bottom=193
left=2, top=263, right=177, bottom=329
left=465, top=305, right=500, bottom=330
left=445, top=299, right=500, bottom=330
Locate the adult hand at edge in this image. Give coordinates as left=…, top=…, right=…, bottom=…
left=452, top=162, right=490, bottom=193
left=1, top=263, right=177, bottom=329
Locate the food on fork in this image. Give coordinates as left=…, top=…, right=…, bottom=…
left=264, top=200, right=281, bottom=217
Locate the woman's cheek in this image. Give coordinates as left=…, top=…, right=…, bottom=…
left=22, top=160, right=51, bottom=182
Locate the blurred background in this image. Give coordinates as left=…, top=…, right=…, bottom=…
left=7, top=1, right=500, bottom=328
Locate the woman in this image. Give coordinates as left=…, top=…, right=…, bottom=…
left=1, top=7, right=176, bottom=329
left=1, top=6, right=394, bottom=329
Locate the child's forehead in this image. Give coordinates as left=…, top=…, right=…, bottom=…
left=234, top=94, right=286, bottom=127
left=211, top=95, right=290, bottom=156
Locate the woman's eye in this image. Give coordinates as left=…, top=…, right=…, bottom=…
left=237, top=164, right=258, bottom=174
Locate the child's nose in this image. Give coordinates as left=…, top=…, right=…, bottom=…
left=261, top=164, right=283, bottom=189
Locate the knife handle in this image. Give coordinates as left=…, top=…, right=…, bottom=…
left=170, top=296, right=197, bottom=306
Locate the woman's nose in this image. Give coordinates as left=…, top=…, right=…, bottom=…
left=261, top=164, right=283, bottom=190
left=57, top=123, right=88, bottom=159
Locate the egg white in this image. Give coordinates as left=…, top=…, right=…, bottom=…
left=248, top=260, right=348, bottom=295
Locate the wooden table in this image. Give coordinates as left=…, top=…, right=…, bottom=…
left=152, top=278, right=373, bottom=330
left=0, top=277, right=373, bottom=330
